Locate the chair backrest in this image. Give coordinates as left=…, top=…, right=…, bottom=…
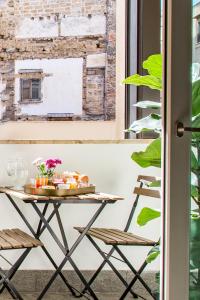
left=124, top=175, right=161, bottom=232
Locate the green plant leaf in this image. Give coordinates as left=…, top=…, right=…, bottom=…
left=143, top=54, right=163, bottom=80
left=191, top=150, right=198, bottom=172
left=134, top=101, right=161, bottom=109
left=137, top=207, right=161, bottom=226
left=148, top=180, right=161, bottom=188
left=122, top=74, right=162, bottom=90
left=192, top=114, right=200, bottom=141
left=127, top=114, right=162, bottom=134
left=191, top=185, right=199, bottom=198
left=192, top=80, right=200, bottom=116
left=146, top=245, right=160, bottom=264
left=189, top=287, right=200, bottom=299
left=132, top=138, right=161, bottom=168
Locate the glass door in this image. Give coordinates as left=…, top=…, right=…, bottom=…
left=162, top=0, right=200, bottom=299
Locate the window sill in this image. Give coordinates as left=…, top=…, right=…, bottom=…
left=19, top=100, right=42, bottom=104
left=0, top=139, right=154, bottom=144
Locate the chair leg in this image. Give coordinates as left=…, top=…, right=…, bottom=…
left=114, top=246, right=156, bottom=300
left=84, top=236, right=139, bottom=299
left=0, top=248, right=31, bottom=295
left=0, top=268, right=23, bottom=300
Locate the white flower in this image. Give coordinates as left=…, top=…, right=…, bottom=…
left=32, top=157, right=43, bottom=166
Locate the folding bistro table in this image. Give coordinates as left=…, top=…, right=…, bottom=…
left=0, top=187, right=123, bottom=299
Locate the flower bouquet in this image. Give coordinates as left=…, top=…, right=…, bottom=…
left=32, top=157, right=62, bottom=187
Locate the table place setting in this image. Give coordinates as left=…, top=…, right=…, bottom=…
left=6, top=157, right=96, bottom=197
left=0, top=157, right=124, bottom=299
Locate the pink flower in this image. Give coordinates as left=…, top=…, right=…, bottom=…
left=55, top=159, right=62, bottom=164
left=45, top=158, right=62, bottom=169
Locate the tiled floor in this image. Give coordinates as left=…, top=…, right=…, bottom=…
left=0, top=293, right=133, bottom=300
left=0, top=290, right=154, bottom=300
left=0, top=271, right=156, bottom=299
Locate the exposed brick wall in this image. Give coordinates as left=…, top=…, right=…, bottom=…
left=85, top=68, right=105, bottom=116
left=15, top=0, right=107, bottom=18
left=0, top=0, right=116, bottom=121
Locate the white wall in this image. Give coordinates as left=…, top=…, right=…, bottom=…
left=16, top=18, right=58, bottom=39
left=15, top=58, right=83, bottom=116
left=16, top=15, right=106, bottom=39
left=0, top=143, right=161, bottom=271
left=61, top=16, right=106, bottom=37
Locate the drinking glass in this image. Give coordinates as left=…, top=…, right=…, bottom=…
left=6, top=158, right=28, bottom=190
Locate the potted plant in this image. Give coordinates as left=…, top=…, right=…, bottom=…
left=123, top=54, right=200, bottom=299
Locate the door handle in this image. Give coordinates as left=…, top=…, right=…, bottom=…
left=177, top=122, right=200, bottom=137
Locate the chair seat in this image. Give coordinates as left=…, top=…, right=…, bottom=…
left=74, top=227, right=156, bottom=246
left=0, top=228, right=43, bottom=250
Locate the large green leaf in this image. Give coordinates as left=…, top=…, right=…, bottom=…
left=134, top=101, right=161, bottom=109
left=192, top=80, right=200, bottom=116
left=127, top=114, right=162, bottom=134
left=123, top=74, right=162, bottom=90
left=192, top=114, right=200, bottom=141
left=137, top=207, right=161, bottom=226
left=189, top=287, right=200, bottom=300
left=191, top=185, right=199, bottom=198
left=191, top=150, right=198, bottom=172
left=143, top=54, right=163, bottom=80
left=132, top=138, right=161, bottom=168
left=146, top=245, right=160, bottom=264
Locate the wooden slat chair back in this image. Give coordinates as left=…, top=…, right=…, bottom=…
left=124, top=175, right=160, bottom=233
left=74, top=175, right=160, bottom=300
left=0, top=229, right=42, bottom=299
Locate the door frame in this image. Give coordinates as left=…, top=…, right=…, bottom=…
left=161, top=0, right=192, bottom=299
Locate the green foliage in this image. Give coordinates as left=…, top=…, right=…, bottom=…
left=123, top=53, right=200, bottom=276
left=123, top=54, right=162, bottom=91
left=146, top=245, right=160, bottom=264
left=192, top=80, right=200, bottom=117
left=191, top=150, right=199, bottom=172
left=191, top=185, right=199, bottom=198
left=148, top=180, right=161, bottom=188
left=143, top=54, right=162, bottom=80
left=137, top=207, right=161, bottom=226
left=189, top=287, right=200, bottom=300
left=134, top=101, right=161, bottom=109
left=131, top=138, right=161, bottom=168
left=126, top=114, right=161, bottom=134
left=192, top=114, right=200, bottom=141
left=123, top=74, right=162, bottom=91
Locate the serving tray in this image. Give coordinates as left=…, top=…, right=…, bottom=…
left=24, top=184, right=96, bottom=197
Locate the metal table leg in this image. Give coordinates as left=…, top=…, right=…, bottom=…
left=6, top=194, right=76, bottom=297
left=37, top=202, right=107, bottom=300
left=33, top=202, right=97, bottom=299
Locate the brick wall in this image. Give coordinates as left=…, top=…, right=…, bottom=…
left=0, top=0, right=116, bottom=121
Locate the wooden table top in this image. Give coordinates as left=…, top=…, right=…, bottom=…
left=0, top=187, right=124, bottom=204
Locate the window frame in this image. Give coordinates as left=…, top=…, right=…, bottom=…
left=20, top=78, right=42, bottom=103
left=125, top=0, right=161, bottom=140
left=0, top=0, right=128, bottom=142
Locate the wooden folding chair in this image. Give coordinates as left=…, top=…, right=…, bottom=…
left=74, top=175, right=160, bottom=300
left=0, top=228, right=42, bottom=299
